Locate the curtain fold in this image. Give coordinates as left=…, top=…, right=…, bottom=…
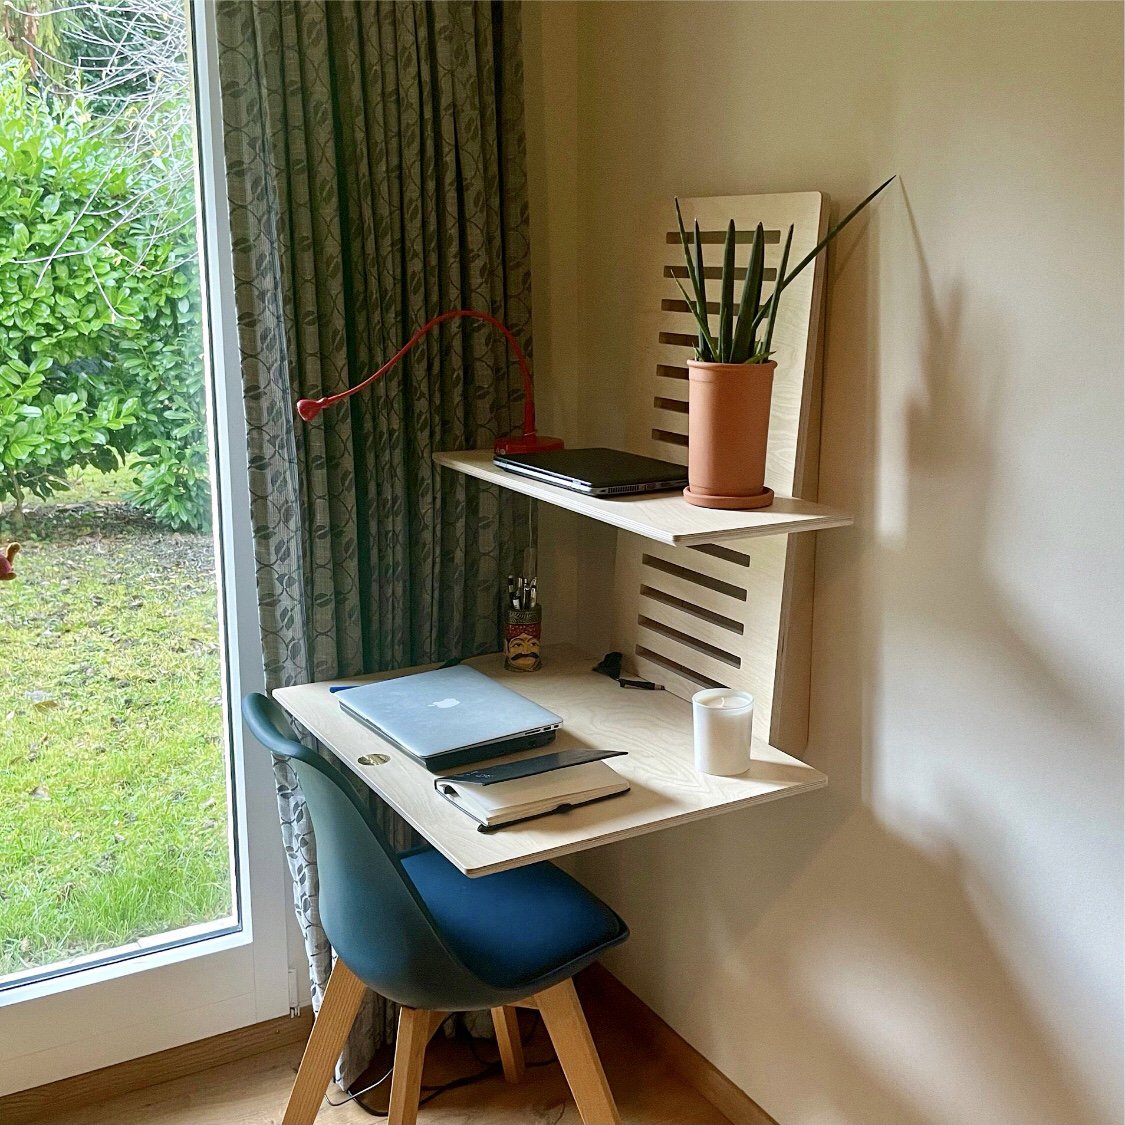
left=214, top=0, right=532, bottom=1082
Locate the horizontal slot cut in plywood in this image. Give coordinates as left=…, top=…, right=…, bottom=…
left=639, top=573, right=747, bottom=627
left=665, top=227, right=782, bottom=246
left=658, top=331, right=698, bottom=348
left=661, top=298, right=774, bottom=317
left=639, top=584, right=745, bottom=634
left=664, top=264, right=777, bottom=282
left=641, top=551, right=748, bottom=601
left=651, top=428, right=689, bottom=447
left=689, top=542, right=752, bottom=567
left=637, top=615, right=743, bottom=669
left=634, top=645, right=725, bottom=691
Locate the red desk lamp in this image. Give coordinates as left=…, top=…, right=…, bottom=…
left=295, top=309, right=564, bottom=455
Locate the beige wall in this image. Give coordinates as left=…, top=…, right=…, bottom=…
left=524, top=2, right=1124, bottom=1122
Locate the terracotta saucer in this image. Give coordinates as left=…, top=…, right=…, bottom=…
left=682, top=486, right=774, bottom=510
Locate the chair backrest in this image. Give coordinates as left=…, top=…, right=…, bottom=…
left=242, top=693, right=510, bottom=1011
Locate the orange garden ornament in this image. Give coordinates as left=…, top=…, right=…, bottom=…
left=0, top=543, right=20, bottom=581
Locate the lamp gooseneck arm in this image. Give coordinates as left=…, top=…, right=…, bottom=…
left=295, top=309, right=537, bottom=441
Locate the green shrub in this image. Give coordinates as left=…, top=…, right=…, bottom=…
left=0, top=355, right=137, bottom=506
left=0, top=57, right=209, bottom=530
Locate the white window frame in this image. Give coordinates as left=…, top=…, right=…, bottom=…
left=0, top=1, right=299, bottom=1093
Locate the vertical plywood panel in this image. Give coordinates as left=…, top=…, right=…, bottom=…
left=613, top=193, right=829, bottom=754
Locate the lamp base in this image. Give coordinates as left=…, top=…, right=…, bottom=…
left=493, top=432, right=565, bottom=456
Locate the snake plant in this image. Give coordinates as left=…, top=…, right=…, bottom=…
left=674, top=176, right=895, bottom=364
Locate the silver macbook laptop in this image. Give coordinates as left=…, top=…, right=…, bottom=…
left=337, top=665, right=562, bottom=772
left=493, top=447, right=688, bottom=497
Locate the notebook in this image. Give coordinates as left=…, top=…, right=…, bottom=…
left=435, top=756, right=630, bottom=831
left=337, top=665, right=562, bottom=772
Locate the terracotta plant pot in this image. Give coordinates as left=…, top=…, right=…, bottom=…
left=683, top=360, right=775, bottom=510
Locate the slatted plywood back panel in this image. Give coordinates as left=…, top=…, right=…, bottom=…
left=613, top=193, right=830, bottom=754
left=614, top=536, right=791, bottom=739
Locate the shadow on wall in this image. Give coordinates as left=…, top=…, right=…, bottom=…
left=734, top=806, right=1099, bottom=1124
left=587, top=184, right=1119, bottom=1124
left=597, top=800, right=1103, bottom=1124
left=889, top=197, right=1122, bottom=749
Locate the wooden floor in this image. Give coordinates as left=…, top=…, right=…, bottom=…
left=35, top=1013, right=729, bottom=1125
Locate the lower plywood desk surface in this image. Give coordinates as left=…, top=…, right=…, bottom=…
left=272, top=645, right=826, bottom=878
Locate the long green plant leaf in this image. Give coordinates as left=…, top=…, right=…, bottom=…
left=760, top=223, right=793, bottom=360
left=717, top=220, right=735, bottom=361
left=693, top=220, right=709, bottom=357
left=674, top=197, right=698, bottom=291
left=672, top=276, right=717, bottom=358
left=752, top=174, right=896, bottom=333
left=730, top=222, right=765, bottom=363
left=675, top=197, right=712, bottom=359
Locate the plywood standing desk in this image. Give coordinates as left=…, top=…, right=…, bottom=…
left=275, top=190, right=846, bottom=879
left=272, top=645, right=826, bottom=879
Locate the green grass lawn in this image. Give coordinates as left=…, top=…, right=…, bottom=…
left=0, top=478, right=232, bottom=977
left=50, top=460, right=143, bottom=506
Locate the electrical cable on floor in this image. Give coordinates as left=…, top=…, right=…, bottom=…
left=416, top=1061, right=502, bottom=1108
left=467, top=1012, right=557, bottom=1072
left=323, top=1064, right=395, bottom=1108
left=336, top=1010, right=558, bottom=1117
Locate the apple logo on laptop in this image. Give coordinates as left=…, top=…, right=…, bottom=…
left=429, top=697, right=460, bottom=709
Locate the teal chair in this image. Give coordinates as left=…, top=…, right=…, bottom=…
left=242, top=693, right=629, bottom=1125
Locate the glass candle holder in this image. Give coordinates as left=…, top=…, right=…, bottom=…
left=691, top=688, right=754, bottom=775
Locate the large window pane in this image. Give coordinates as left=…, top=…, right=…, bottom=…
left=0, top=0, right=235, bottom=985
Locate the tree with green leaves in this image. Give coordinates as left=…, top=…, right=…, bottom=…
left=0, top=58, right=139, bottom=511
left=0, top=0, right=209, bottom=531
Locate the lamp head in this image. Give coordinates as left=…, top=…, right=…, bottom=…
left=296, top=398, right=323, bottom=421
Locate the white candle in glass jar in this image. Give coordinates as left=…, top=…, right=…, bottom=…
left=692, top=688, right=754, bottom=775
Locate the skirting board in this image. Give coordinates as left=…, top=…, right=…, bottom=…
left=2, top=970, right=771, bottom=1125
left=577, top=963, right=777, bottom=1125
left=0, top=1009, right=314, bottom=1125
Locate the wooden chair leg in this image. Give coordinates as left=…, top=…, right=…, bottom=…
left=535, top=978, right=620, bottom=1125
left=491, top=1005, right=526, bottom=1083
left=387, top=1007, right=445, bottom=1125
left=282, top=959, right=368, bottom=1125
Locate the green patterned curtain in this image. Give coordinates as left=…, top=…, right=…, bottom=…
left=214, top=0, right=532, bottom=1082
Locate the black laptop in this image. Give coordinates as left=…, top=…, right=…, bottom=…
left=493, top=447, right=688, bottom=497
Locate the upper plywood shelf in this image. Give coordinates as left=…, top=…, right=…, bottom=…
left=434, top=449, right=852, bottom=547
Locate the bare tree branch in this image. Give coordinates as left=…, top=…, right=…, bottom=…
left=3, top=0, right=198, bottom=295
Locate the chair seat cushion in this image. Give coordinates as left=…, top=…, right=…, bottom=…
left=401, top=848, right=627, bottom=991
